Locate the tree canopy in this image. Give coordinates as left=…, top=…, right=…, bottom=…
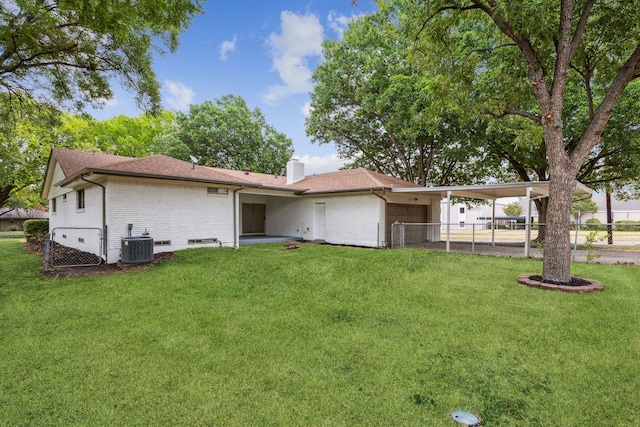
left=56, top=111, right=175, bottom=157
left=154, top=95, right=294, bottom=175
left=0, top=0, right=203, bottom=114
left=503, top=201, right=523, bottom=218
left=307, top=13, right=492, bottom=186
left=571, top=196, right=598, bottom=222
left=0, top=100, right=60, bottom=210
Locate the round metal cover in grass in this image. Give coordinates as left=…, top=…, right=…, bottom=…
left=450, top=410, right=480, bottom=426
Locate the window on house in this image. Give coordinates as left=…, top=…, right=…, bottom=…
left=62, top=194, right=67, bottom=202
left=77, top=189, right=85, bottom=210
left=459, top=207, right=465, bottom=214
left=51, top=198, right=57, bottom=213
left=207, top=187, right=228, bottom=196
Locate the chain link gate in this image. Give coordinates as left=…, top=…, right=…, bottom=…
left=47, top=227, right=103, bottom=268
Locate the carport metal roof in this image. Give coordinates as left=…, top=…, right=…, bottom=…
left=390, top=180, right=592, bottom=199
left=390, top=180, right=593, bottom=257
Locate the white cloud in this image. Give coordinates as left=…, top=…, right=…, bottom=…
left=164, top=80, right=195, bottom=111
left=94, top=95, right=117, bottom=108
left=297, top=153, right=349, bottom=175
left=327, top=11, right=357, bottom=39
left=262, top=11, right=324, bottom=104
left=301, top=101, right=312, bottom=117
left=219, top=34, right=237, bottom=61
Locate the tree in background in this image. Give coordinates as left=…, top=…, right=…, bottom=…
left=0, top=100, right=60, bottom=210
left=55, top=112, right=175, bottom=157
left=395, top=0, right=640, bottom=283
left=0, top=0, right=203, bottom=115
left=503, top=202, right=523, bottom=218
left=154, top=95, right=294, bottom=175
left=306, top=13, right=492, bottom=186
left=570, top=196, right=598, bottom=223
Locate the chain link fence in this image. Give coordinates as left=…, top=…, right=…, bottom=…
left=45, top=227, right=103, bottom=268
left=391, top=222, right=640, bottom=250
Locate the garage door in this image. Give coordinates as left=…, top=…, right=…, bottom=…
left=386, top=203, right=428, bottom=246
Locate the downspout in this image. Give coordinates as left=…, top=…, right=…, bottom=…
left=233, top=186, right=244, bottom=248
left=81, top=174, right=107, bottom=264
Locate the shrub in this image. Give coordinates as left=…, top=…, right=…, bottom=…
left=615, top=220, right=640, bottom=232
left=8, top=225, right=20, bottom=232
left=23, top=219, right=49, bottom=242
left=585, top=218, right=604, bottom=230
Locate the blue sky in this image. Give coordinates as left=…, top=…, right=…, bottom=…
left=90, top=0, right=378, bottom=174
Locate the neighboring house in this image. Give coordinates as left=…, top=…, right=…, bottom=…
left=0, top=208, right=48, bottom=231
left=440, top=200, right=518, bottom=229
left=41, top=149, right=441, bottom=263
left=587, top=192, right=640, bottom=223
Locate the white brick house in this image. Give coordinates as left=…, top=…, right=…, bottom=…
left=42, top=149, right=441, bottom=263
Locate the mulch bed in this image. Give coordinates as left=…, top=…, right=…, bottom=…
left=518, top=274, right=604, bottom=293
left=23, top=239, right=174, bottom=278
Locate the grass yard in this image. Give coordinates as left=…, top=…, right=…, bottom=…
left=1, top=239, right=639, bottom=426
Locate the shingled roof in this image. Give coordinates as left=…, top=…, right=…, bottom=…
left=47, top=148, right=421, bottom=194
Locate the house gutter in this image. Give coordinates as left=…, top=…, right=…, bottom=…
left=81, top=174, right=108, bottom=264
left=233, top=186, right=245, bottom=248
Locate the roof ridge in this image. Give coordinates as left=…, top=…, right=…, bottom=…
left=360, top=168, right=387, bottom=188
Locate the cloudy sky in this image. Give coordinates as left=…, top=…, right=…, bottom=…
left=89, top=0, right=377, bottom=174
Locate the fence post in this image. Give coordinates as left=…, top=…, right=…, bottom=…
left=446, top=191, right=451, bottom=252
left=573, top=209, right=581, bottom=261
left=44, top=233, right=50, bottom=272
left=401, top=222, right=405, bottom=249
left=524, top=186, right=532, bottom=257
left=472, top=223, right=475, bottom=253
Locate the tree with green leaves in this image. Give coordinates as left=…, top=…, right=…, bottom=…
left=154, top=95, right=294, bottom=174
left=0, top=100, right=60, bottom=210
left=306, top=13, right=491, bottom=186
left=503, top=201, right=523, bottom=218
left=55, top=111, right=175, bottom=157
left=0, top=0, right=203, bottom=114
left=482, top=81, right=640, bottom=243
left=392, top=0, right=640, bottom=283
left=570, top=196, right=598, bottom=223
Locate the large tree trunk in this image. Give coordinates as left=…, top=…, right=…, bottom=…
left=542, top=170, right=576, bottom=283
left=0, top=185, right=14, bottom=210
left=533, top=198, right=548, bottom=243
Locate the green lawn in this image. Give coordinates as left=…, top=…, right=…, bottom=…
left=1, top=239, right=639, bottom=426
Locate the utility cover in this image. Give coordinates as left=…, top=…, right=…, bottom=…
left=450, top=410, right=480, bottom=426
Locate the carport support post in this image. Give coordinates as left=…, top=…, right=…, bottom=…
left=524, top=186, right=532, bottom=257
left=491, top=199, right=496, bottom=246
left=446, top=190, right=451, bottom=252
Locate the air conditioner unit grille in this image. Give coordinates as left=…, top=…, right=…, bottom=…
left=121, top=236, right=154, bottom=264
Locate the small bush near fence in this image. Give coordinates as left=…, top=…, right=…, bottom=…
left=585, top=218, right=606, bottom=230
left=23, top=219, right=49, bottom=242
left=615, top=220, right=640, bottom=232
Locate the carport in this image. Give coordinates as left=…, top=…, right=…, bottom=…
left=391, top=181, right=592, bottom=256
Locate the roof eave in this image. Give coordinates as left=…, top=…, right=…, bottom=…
left=56, top=168, right=263, bottom=189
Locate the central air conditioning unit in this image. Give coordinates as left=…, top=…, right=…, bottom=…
left=121, top=236, right=154, bottom=264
